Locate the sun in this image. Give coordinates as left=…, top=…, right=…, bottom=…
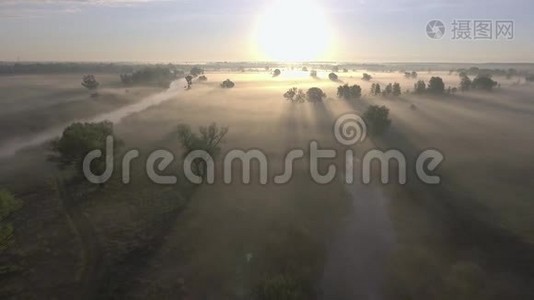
left=254, top=0, right=334, bottom=62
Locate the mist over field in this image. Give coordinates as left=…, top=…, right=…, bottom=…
left=1, top=0, right=534, bottom=299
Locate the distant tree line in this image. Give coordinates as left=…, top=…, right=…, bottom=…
left=120, top=66, right=177, bottom=88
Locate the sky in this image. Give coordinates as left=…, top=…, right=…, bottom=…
left=0, top=0, right=533, bottom=63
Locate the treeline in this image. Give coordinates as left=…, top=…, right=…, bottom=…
left=0, top=62, right=188, bottom=76
left=120, top=66, right=180, bottom=88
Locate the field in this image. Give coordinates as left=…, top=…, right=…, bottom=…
left=1, top=67, right=534, bottom=299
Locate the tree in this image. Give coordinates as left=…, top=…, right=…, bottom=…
left=371, top=83, right=381, bottom=96
left=190, top=66, right=204, bottom=77
left=460, top=75, right=472, bottom=91
left=414, top=80, right=426, bottom=94
left=384, top=83, right=393, bottom=96
left=302, top=67, right=308, bottom=72
left=221, top=79, right=235, bottom=88
left=197, top=75, right=208, bottom=82
left=273, top=69, right=281, bottom=77
left=328, top=72, right=339, bottom=81
left=392, top=83, right=401, bottom=96
left=337, top=84, right=361, bottom=99
left=471, top=76, right=498, bottom=91
left=0, top=189, right=22, bottom=254
left=284, top=87, right=306, bottom=103
left=176, top=123, right=228, bottom=178
left=363, top=105, right=391, bottom=136
left=362, top=73, right=372, bottom=81
left=185, top=75, right=193, bottom=89
left=428, top=77, right=445, bottom=94
left=310, top=70, right=318, bottom=78
left=306, top=87, right=326, bottom=102
left=50, top=121, right=120, bottom=177
left=81, top=74, right=99, bottom=97
left=120, top=66, right=177, bottom=88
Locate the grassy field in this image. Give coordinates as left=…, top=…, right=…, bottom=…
left=1, top=69, right=533, bottom=298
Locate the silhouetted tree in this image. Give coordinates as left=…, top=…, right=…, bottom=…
left=384, top=83, right=393, bottom=96
left=362, top=73, right=372, bottom=81
left=176, top=123, right=228, bottom=178
left=306, top=87, right=326, bottom=102
left=220, top=79, right=235, bottom=88
left=273, top=69, right=281, bottom=77
left=392, top=83, right=401, bottom=96
left=337, top=84, right=362, bottom=99
left=414, top=80, right=426, bottom=94
left=460, top=75, right=472, bottom=91
left=185, top=75, right=193, bottom=89
left=428, top=77, right=445, bottom=94
left=81, top=74, right=99, bottom=97
left=471, top=76, right=498, bottom=91
left=363, top=105, right=391, bottom=136
left=310, top=70, right=318, bottom=78
left=190, top=66, right=204, bottom=77
left=371, top=83, right=381, bottom=96
left=328, top=72, right=339, bottom=81
left=284, top=87, right=306, bottom=103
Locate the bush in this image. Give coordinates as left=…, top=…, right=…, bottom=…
left=363, top=105, right=391, bottom=136
left=197, top=75, right=208, bottom=82
left=310, top=70, right=317, bottom=78
left=0, top=189, right=22, bottom=254
left=273, top=69, right=281, bottom=77
left=362, top=73, right=372, bottom=81
left=256, top=274, right=305, bottom=300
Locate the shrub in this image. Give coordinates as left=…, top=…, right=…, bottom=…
left=362, top=73, right=372, bottom=81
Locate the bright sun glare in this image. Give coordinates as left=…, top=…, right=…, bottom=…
left=255, top=0, right=333, bottom=62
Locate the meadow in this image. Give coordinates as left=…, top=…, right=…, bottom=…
left=1, top=65, right=533, bottom=299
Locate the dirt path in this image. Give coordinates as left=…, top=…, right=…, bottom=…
left=55, top=178, right=103, bottom=300
left=321, top=172, right=395, bottom=300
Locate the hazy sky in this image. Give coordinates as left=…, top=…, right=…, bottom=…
left=0, top=0, right=533, bottom=62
